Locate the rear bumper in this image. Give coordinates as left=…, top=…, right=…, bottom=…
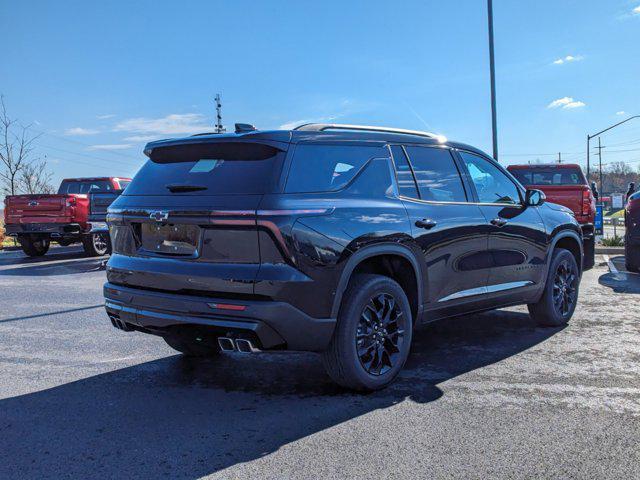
left=103, top=282, right=336, bottom=352
left=5, top=223, right=83, bottom=236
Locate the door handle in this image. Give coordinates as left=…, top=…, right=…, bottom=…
left=415, top=219, right=437, bottom=230
left=490, top=218, right=508, bottom=227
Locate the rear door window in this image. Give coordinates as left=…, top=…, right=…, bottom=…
left=285, top=144, right=387, bottom=193
left=390, top=145, right=419, bottom=198
left=124, top=142, right=286, bottom=195
left=403, top=146, right=467, bottom=202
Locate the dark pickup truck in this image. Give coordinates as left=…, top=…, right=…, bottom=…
left=3, top=177, right=130, bottom=257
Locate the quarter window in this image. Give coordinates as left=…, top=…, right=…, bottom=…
left=390, top=145, right=419, bottom=198
left=403, top=146, right=467, bottom=202
left=459, top=151, right=521, bottom=205
left=285, top=144, right=386, bottom=193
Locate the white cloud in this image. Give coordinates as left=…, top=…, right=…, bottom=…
left=616, top=111, right=626, bottom=116
left=97, top=114, right=116, bottom=120
left=64, top=127, right=99, bottom=136
left=563, top=100, right=586, bottom=109
left=113, top=113, right=210, bottom=135
left=87, top=144, right=134, bottom=151
left=123, top=135, right=162, bottom=142
left=634, top=5, right=640, bottom=15
left=547, top=96, right=586, bottom=109
left=553, top=54, right=584, bottom=65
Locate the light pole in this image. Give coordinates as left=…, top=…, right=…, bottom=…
left=587, top=115, right=639, bottom=179
left=487, top=0, right=498, bottom=161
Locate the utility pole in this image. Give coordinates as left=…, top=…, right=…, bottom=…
left=487, top=0, right=498, bottom=161
left=214, top=94, right=225, bottom=133
left=587, top=115, right=639, bottom=179
left=557, top=152, right=561, bottom=163
left=597, top=137, right=604, bottom=194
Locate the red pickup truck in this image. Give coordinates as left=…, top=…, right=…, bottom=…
left=507, top=163, right=596, bottom=269
left=3, top=177, right=130, bottom=257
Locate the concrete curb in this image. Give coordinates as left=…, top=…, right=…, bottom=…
left=595, top=246, right=625, bottom=255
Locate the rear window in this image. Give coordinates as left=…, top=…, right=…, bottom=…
left=510, top=167, right=586, bottom=186
left=58, top=180, right=113, bottom=194
left=123, top=142, right=286, bottom=195
left=285, top=144, right=388, bottom=193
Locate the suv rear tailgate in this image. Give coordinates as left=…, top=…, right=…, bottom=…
left=106, top=194, right=265, bottom=296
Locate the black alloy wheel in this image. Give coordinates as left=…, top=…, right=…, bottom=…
left=552, top=259, right=577, bottom=317
left=356, top=293, right=406, bottom=376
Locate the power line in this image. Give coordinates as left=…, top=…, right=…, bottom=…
left=37, top=143, right=142, bottom=168
left=31, top=128, right=141, bottom=162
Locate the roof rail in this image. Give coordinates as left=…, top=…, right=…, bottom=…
left=293, top=123, right=446, bottom=142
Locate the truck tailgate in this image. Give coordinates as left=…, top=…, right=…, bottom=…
left=89, top=191, right=122, bottom=222
left=5, top=194, right=67, bottom=221
left=531, top=185, right=586, bottom=217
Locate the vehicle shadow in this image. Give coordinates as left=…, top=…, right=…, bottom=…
left=0, top=257, right=107, bottom=276
left=0, top=309, right=561, bottom=479
left=598, top=271, right=640, bottom=294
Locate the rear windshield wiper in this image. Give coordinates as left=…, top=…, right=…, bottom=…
left=165, top=184, right=208, bottom=193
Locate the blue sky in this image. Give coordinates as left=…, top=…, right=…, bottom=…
left=1, top=0, right=639, bottom=196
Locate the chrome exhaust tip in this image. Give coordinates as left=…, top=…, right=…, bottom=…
left=235, top=338, right=260, bottom=353
left=217, top=337, right=236, bottom=352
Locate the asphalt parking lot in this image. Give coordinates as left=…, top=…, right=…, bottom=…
left=1, top=247, right=639, bottom=479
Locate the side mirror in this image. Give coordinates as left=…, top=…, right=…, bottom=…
left=525, top=189, right=545, bottom=207
left=591, top=182, right=599, bottom=200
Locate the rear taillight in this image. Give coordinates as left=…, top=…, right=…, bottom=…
left=582, top=190, right=593, bottom=216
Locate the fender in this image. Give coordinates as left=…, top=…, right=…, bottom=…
left=544, top=229, right=583, bottom=283
left=330, top=243, right=424, bottom=318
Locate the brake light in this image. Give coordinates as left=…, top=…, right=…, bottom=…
left=581, top=189, right=593, bottom=216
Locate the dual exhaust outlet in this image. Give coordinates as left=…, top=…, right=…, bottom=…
left=218, top=337, right=261, bottom=353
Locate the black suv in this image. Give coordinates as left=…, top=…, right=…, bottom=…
left=104, top=123, right=583, bottom=390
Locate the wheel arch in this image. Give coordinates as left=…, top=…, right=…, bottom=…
left=549, top=229, right=583, bottom=277
left=331, top=244, right=424, bottom=323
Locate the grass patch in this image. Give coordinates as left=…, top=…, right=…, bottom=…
left=605, top=209, right=625, bottom=219
left=602, top=235, right=624, bottom=247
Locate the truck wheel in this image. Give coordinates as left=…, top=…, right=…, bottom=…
left=322, top=274, right=413, bottom=391
left=82, top=233, right=111, bottom=256
left=163, top=336, right=221, bottom=357
left=19, top=236, right=50, bottom=257
left=528, top=248, right=580, bottom=327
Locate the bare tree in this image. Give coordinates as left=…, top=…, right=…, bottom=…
left=0, top=95, right=50, bottom=195
left=19, top=160, right=54, bottom=194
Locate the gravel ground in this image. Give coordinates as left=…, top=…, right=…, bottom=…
left=0, top=248, right=639, bottom=479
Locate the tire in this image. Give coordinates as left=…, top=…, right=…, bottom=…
left=625, top=243, right=640, bottom=273
left=322, top=274, right=413, bottom=391
left=82, top=232, right=111, bottom=257
left=528, top=248, right=580, bottom=327
left=163, top=335, right=221, bottom=357
left=19, top=236, right=50, bottom=257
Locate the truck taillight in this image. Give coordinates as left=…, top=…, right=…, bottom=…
left=582, top=190, right=593, bottom=216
